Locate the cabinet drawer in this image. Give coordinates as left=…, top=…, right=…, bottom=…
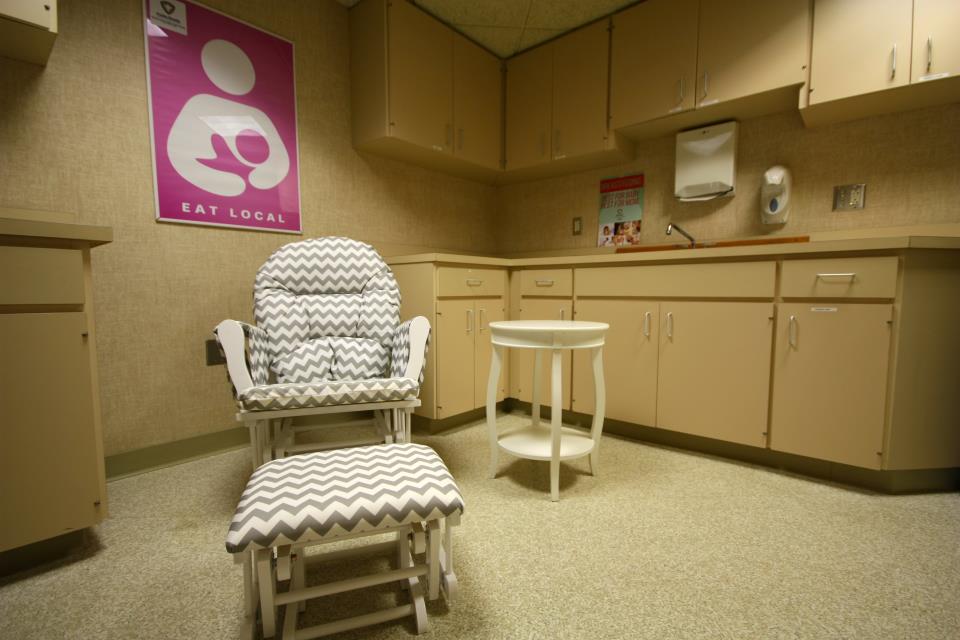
left=0, top=246, right=84, bottom=305
left=519, top=268, right=573, bottom=297
left=437, top=266, right=505, bottom=297
left=576, top=262, right=776, bottom=298
left=780, top=257, right=899, bottom=299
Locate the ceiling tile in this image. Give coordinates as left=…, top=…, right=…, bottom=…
left=415, top=0, right=531, bottom=28
left=455, top=24, right=524, bottom=58
left=516, top=28, right=563, bottom=53
left=525, top=0, right=631, bottom=30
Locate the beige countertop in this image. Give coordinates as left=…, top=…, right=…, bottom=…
left=0, top=212, right=113, bottom=247
left=385, top=223, right=960, bottom=268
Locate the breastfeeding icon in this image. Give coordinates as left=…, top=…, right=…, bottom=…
left=167, top=39, right=290, bottom=197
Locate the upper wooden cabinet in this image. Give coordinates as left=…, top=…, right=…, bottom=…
left=453, top=34, right=503, bottom=171
left=611, top=0, right=810, bottom=140
left=0, top=0, right=57, bottom=65
left=803, top=0, right=960, bottom=126
left=350, top=0, right=502, bottom=182
left=387, top=0, right=452, bottom=153
left=911, top=0, right=960, bottom=82
left=809, top=0, right=913, bottom=105
left=505, top=44, right=553, bottom=171
left=504, top=19, right=633, bottom=179
left=610, top=0, right=699, bottom=129
left=697, top=0, right=810, bottom=107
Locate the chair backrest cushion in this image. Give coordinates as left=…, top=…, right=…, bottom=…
left=254, top=237, right=400, bottom=382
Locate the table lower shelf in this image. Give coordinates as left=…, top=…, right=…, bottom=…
left=497, top=424, right=595, bottom=461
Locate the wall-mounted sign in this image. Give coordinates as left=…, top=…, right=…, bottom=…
left=143, top=0, right=301, bottom=233
left=598, top=174, right=644, bottom=247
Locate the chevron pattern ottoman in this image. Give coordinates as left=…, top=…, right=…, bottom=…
left=227, top=443, right=464, bottom=639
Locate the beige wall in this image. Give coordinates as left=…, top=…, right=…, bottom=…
left=0, top=0, right=496, bottom=455
left=496, top=105, right=960, bottom=254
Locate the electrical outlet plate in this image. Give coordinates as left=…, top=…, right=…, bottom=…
left=833, top=184, right=866, bottom=210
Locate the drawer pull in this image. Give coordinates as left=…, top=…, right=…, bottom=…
left=465, top=278, right=483, bottom=286
left=816, top=272, right=857, bottom=280
left=535, top=279, right=555, bottom=287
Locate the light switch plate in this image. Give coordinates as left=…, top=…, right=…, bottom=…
left=572, top=217, right=583, bottom=235
left=833, top=184, right=866, bottom=210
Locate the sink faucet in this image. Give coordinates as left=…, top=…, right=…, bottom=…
left=666, top=223, right=695, bottom=247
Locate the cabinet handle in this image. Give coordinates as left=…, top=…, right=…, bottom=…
left=457, top=127, right=464, bottom=150
left=466, top=278, right=483, bottom=286
left=666, top=311, right=674, bottom=339
left=535, top=279, right=555, bottom=287
left=479, top=307, right=486, bottom=332
left=702, top=71, right=709, bottom=99
left=466, top=308, right=473, bottom=333
left=677, top=76, right=685, bottom=105
left=927, top=36, right=933, bottom=73
left=890, top=44, right=897, bottom=80
left=643, top=311, right=651, bottom=338
left=816, top=272, right=856, bottom=281
left=788, top=315, right=798, bottom=349
left=560, top=308, right=566, bottom=320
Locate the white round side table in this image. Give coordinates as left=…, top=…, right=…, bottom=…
left=485, top=320, right=609, bottom=501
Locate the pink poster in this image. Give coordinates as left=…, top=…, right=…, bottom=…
left=143, top=0, right=301, bottom=233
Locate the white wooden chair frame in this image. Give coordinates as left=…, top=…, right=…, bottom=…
left=235, top=511, right=460, bottom=640
left=216, top=318, right=429, bottom=467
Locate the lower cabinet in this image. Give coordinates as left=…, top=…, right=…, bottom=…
left=510, top=297, right=572, bottom=410
left=770, top=303, right=893, bottom=469
left=656, top=302, right=774, bottom=448
left=572, top=299, right=659, bottom=426
left=435, top=297, right=506, bottom=419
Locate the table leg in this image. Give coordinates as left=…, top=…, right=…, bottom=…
left=590, top=346, right=606, bottom=476
left=486, top=344, right=503, bottom=479
left=531, top=349, right=542, bottom=427
left=550, top=349, right=562, bottom=502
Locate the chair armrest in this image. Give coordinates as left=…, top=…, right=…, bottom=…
left=390, top=316, right=431, bottom=384
left=214, top=320, right=270, bottom=396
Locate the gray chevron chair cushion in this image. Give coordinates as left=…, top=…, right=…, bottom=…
left=238, top=377, right=419, bottom=412
left=273, top=340, right=334, bottom=384
left=225, top=443, right=465, bottom=553
left=253, top=237, right=401, bottom=381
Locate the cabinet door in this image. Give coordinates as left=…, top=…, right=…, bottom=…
left=809, top=0, right=912, bottom=104
left=505, top=44, right=553, bottom=170
left=509, top=298, right=572, bottom=410
left=474, top=299, right=507, bottom=407
left=912, top=0, right=960, bottom=82
left=552, top=19, right=610, bottom=160
left=388, top=0, right=452, bottom=152
left=572, top=300, right=659, bottom=426
left=697, top=0, right=810, bottom=107
left=453, top=34, right=502, bottom=170
left=0, top=313, right=100, bottom=552
left=610, top=0, right=698, bottom=128
left=435, top=299, right=475, bottom=419
left=657, top=302, right=773, bottom=447
left=770, top=304, right=892, bottom=469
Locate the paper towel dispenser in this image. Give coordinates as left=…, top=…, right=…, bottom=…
left=675, top=121, right=738, bottom=201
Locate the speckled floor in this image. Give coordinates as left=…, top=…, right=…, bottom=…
left=1, top=412, right=959, bottom=639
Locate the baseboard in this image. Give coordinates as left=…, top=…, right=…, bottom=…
left=104, top=427, right=249, bottom=480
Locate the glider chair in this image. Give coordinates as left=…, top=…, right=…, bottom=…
left=215, top=237, right=430, bottom=466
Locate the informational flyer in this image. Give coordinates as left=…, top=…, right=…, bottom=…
left=597, top=174, right=644, bottom=247
left=143, top=0, right=301, bottom=233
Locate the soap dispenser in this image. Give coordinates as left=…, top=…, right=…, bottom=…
left=760, top=165, right=791, bottom=224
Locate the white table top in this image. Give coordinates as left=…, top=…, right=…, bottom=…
left=488, top=320, right=608, bottom=349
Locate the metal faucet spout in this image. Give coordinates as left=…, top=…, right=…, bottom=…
left=666, top=223, right=696, bottom=247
